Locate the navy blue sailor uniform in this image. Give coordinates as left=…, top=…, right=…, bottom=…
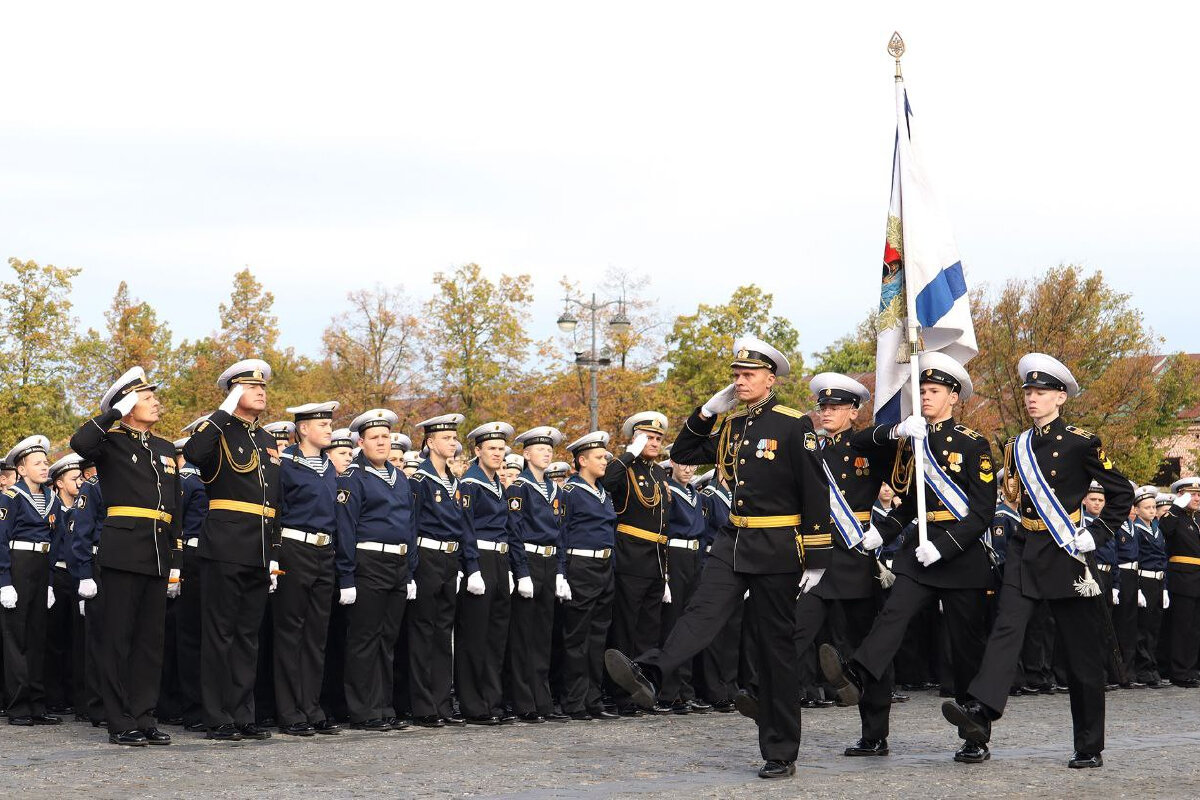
left=559, top=475, right=617, bottom=716
left=0, top=480, right=68, bottom=721
left=407, top=458, right=467, bottom=722
left=67, top=477, right=106, bottom=724
left=1134, top=516, right=1168, bottom=684
left=1111, top=518, right=1141, bottom=684
left=1160, top=501, right=1200, bottom=684
left=506, top=468, right=564, bottom=718
left=71, top=412, right=182, bottom=736
left=454, top=463, right=512, bottom=721
left=695, top=482, right=745, bottom=708
left=658, top=476, right=707, bottom=707
left=44, top=492, right=78, bottom=714
left=174, top=462, right=208, bottom=728
left=335, top=454, right=417, bottom=725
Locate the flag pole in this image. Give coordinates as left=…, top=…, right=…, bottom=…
left=890, top=31, right=930, bottom=548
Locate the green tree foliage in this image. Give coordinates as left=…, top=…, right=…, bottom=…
left=810, top=312, right=878, bottom=376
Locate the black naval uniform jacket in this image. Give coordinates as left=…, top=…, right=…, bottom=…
left=70, top=409, right=182, bottom=578
left=875, top=418, right=994, bottom=590
left=601, top=451, right=669, bottom=579
left=182, top=410, right=282, bottom=568
left=1160, top=508, right=1200, bottom=599
left=672, top=392, right=830, bottom=574
left=999, top=416, right=1132, bottom=600
left=812, top=425, right=897, bottom=600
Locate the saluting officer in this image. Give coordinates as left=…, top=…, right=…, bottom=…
left=601, top=411, right=670, bottom=716
left=1161, top=477, right=1200, bottom=687
left=174, top=419, right=210, bottom=731
left=941, top=353, right=1133, bottom=769
left=1134, top=488, right=1169, bottom=687
left=457, top=421, right=516, bottom=725
left=183, top=359, right=281, bottom=742
left=821, top=352, right=996, bottom=765
left=335, top=409, right=417, bottom=731
left=607, top=336, right=831, bottom=779
left=70, top=368, right=181, bottom=746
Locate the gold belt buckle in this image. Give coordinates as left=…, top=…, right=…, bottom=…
left=315, top=533, right=331, bottom=547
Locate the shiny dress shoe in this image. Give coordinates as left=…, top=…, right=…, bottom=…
left=1172, top=678, right=1200, bottom=688
left=569, top=711, right=594, bottom=721
left=733, top=691, right=759, bottom=722
left=414, top=715, right=445, bottom=727
left=109, top=730, right=149, bottom=747
left=757, top=760, right=796, bottom=779
left=941, top=700, right=992, bottom=744
left=890, top=691, right=909, bottom=704
left=844, top=738, right=889, bottom=757
left=441, top=715, right=466, bottom=726
left=588, top=708, right=620, bottom=720
left=466, top=714, right=500, bottom=726
left=617, top=706, right=644, bottom=717
left=281, top=722, right=317, bottom=736
left=498, top=712, right=517, bottom=724
left=604, top=649, right=658, bottom=710
left=648, top=702, right=673, bottom=714
left=1068, top=752, right=1103, bottom=768
left=517, top=713, right=545, bottom=724
left=1128, top=681, right=1146, bottom=689
left=314, top=719, right=341, bottom=734
left=711, top=700, right=735, bottom=713
left=388, top=717, right=410, bottom=730
left=237, top=723, right=272, bottom=739
left=954, top=740, right=990, bottom=763
left=140, top=727, right=172, bottom=745
left=206, top=724, right=243, bottom=741
left=819, top=644, right=863, bottom=706
left=544, top=711, right=570, bottom=723
left=353, top=718, right=390, bottom=731
left=669, top=700, right=691, bottom=715
left=184, top=721, right=208, bottom=732
left=7, top=716, right=33, bottom=726
left=801, top=697, right=835, bottom=709
left=31, top=714, right=62, bottom=725
left=687, top=699, right=713, bottom=713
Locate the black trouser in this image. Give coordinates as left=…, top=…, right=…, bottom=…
left=1135, top=575, right=1165, bottom=683
left=853, top=576, right=987, bottom=743
left=99, top=567, right=167, bottom=734
left=44, top=565, right=75, bottom=710
left=201, top=558, right=269, bottom=727
left=638, top=557, right=801, bottom=762
left=509, top=551, right=557, bottom=716
left=254, top=596, right=275, bottom=723
left=1114, top=568, right=1140, bottom=682
left=893, top=596, right=937, bottom=686
left=968, top=588, right=1108, bottom=754
left=176, top=546, right=203, bottom=725
left=273, top=538, right=335, bottom=726
left=659, top=544, right=702, bottom=703
left=797, top=592, right=889, bottom=739
left=1021, top=601, right=1057, bottom=688
left=344, top=548, right=409, bottom=722
left=157, top=592, right=182, bottom=720
left=321, top=595, right=348, bottom=721
left=1096, top=569, right=1119, bottom=683
left=81, top=570, right=105, bottom=723
left=561, top=554, right=614, bottom=714
left=455, top=548, right=511, bottom=718
left=1169, top=594, right=1200, bottom=682
left=610, top=571, right=663, bottom=703
left=71, top=581, right=88, bottom=712
left=698, top=591, right=744, bottom=704
left=408, top=546, right=458, bottom=718
left=2, top=550, right=50, bottom=717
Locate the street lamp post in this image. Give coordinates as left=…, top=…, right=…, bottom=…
left=556, top=291, right=631, bottom=432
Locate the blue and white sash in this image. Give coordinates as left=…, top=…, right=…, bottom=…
left=820, top=460, right=866, bottom=550
left=1013, top=428, right=1078, bottom=556
left=920, top=437, right=970, bottom=521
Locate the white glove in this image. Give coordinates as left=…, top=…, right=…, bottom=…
left=915, top=541, right=942, bottom=567
left=701, top=384, right=739, bottom=418
left=1073, top=530, right=1096, bottom=553
left=77, top=578, right=98, bottom=599
left=79, top=600, right=86, bottom=616
left=167, top=568, right=181, bottom=599
left=268, top=560, right=279, bottom=593
left=219, top=383, right=245, bottom=414
left=860, top=527, right=883, bottom=551
left=508, top=571, right=515, bottom=594
left=1138, top=589, right=1147, bottom=608
left=407, top=581, right=416, bottom=600
left=663, top=583, right=672, bottom=604
left=894, top=414, right=928, bottom=441
left=517, top=576, right=534, bottom=598
left=1164, top=589, right=1171, bottom=609
left=339, top=587, right=357, bottom=605
left=47, top=586, right=56, bottom=609
left=798, top=568, right=825, bottom=593
left=555, top=574, right=572, bottom=601
left=113, top=390, right=140, bottom=416
left=626, top=433, right=649, bottom=457
left=1, top=585, right=17, bottom=609
left=1174, top=492, right=1192, bottom=509
left=1112, top=588, right=1119, bottom=605
left=466, top=571, right=486, bottom=596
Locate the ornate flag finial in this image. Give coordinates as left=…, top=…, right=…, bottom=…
left=888, top=32, right=905, bottom=79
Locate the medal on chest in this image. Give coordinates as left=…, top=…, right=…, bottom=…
left=755, top=439, right=777, bottom=460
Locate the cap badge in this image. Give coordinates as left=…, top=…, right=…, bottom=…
left=737, top=349, right=749, bottom=359
left=1031, top=371, right=1038, bottom=379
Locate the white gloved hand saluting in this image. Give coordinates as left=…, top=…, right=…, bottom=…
left=1, top=585, right=19, bottom=609
left=555, top=574, right=572, bottom=601
left=466, top=571, right=486, bottom=596
left=1138, top=589, right=1147, bottom=608
left=915, top=541, right=942, bottom=567
left=626, top=433, right=649, bottom=458
left=47, top=586, right=56, bottom=609
left=407, top=581, right=417, bottom=600
left=893, top=414, right=928, bottom=441
left=77, top=578, right=98, bottom=599
left=1174, top=492, right=1193, bottom=509
left=701, top=384, right=739, bottom=419
left=113, top=390, right=140, bottom=417
left=339, top=587, right=357, bottom=605
left=517, top=576, right=534, bottom=599
left=1073, top=530, right=1096, bottom=553
left=219, top=383, right=245, bottom=415
left=860, top=527, right=883, bottom=551
left=798, top=568, right=825, bottom=593
left=268, top=560, right=280, bottom=593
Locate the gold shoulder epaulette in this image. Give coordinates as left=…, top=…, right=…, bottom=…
left=725, top=409, right=748, bottom=421
left=2, top=489, right=15, bottom=498
left=771, top=405, right=804, bottom=419
left=953, top=424, right=983, bottom=440
left=1066, top=425, right=1096, bottom=439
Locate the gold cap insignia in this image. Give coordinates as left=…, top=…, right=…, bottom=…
left=737, top=349, right=749, bottom=359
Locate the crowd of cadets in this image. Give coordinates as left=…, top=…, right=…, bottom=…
left=0, top=345, right=1198, bottom=778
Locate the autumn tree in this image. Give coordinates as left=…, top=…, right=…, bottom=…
left=810, top=312, right=878, bottom=376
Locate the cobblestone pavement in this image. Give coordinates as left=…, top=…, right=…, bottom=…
left=2, top=686, right=1199, bottom=799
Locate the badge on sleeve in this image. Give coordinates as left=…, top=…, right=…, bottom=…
left=462, top=495, right=471, bottom=509
left=979, top=454, right=994, bottom=483
left=336, top=489, right=350, bottom=504
left=1098, top=449, right=1113, bottom=470
left=76, top=495, right=87, bottom=509
left=509, top=497, right=523, bottom=512
left=0, top=508, right=7, bottom=520
left=803, top=432, right=817, bottom=452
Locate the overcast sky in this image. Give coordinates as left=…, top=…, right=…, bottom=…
left=1, top=2, right=1196, bottom=367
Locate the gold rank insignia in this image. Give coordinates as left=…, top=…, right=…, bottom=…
left=979, top=454, right=994, bottom=483
left=946, top=452, right=963, bottom=472
left=1098, top=449, right=1113, bottom=469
